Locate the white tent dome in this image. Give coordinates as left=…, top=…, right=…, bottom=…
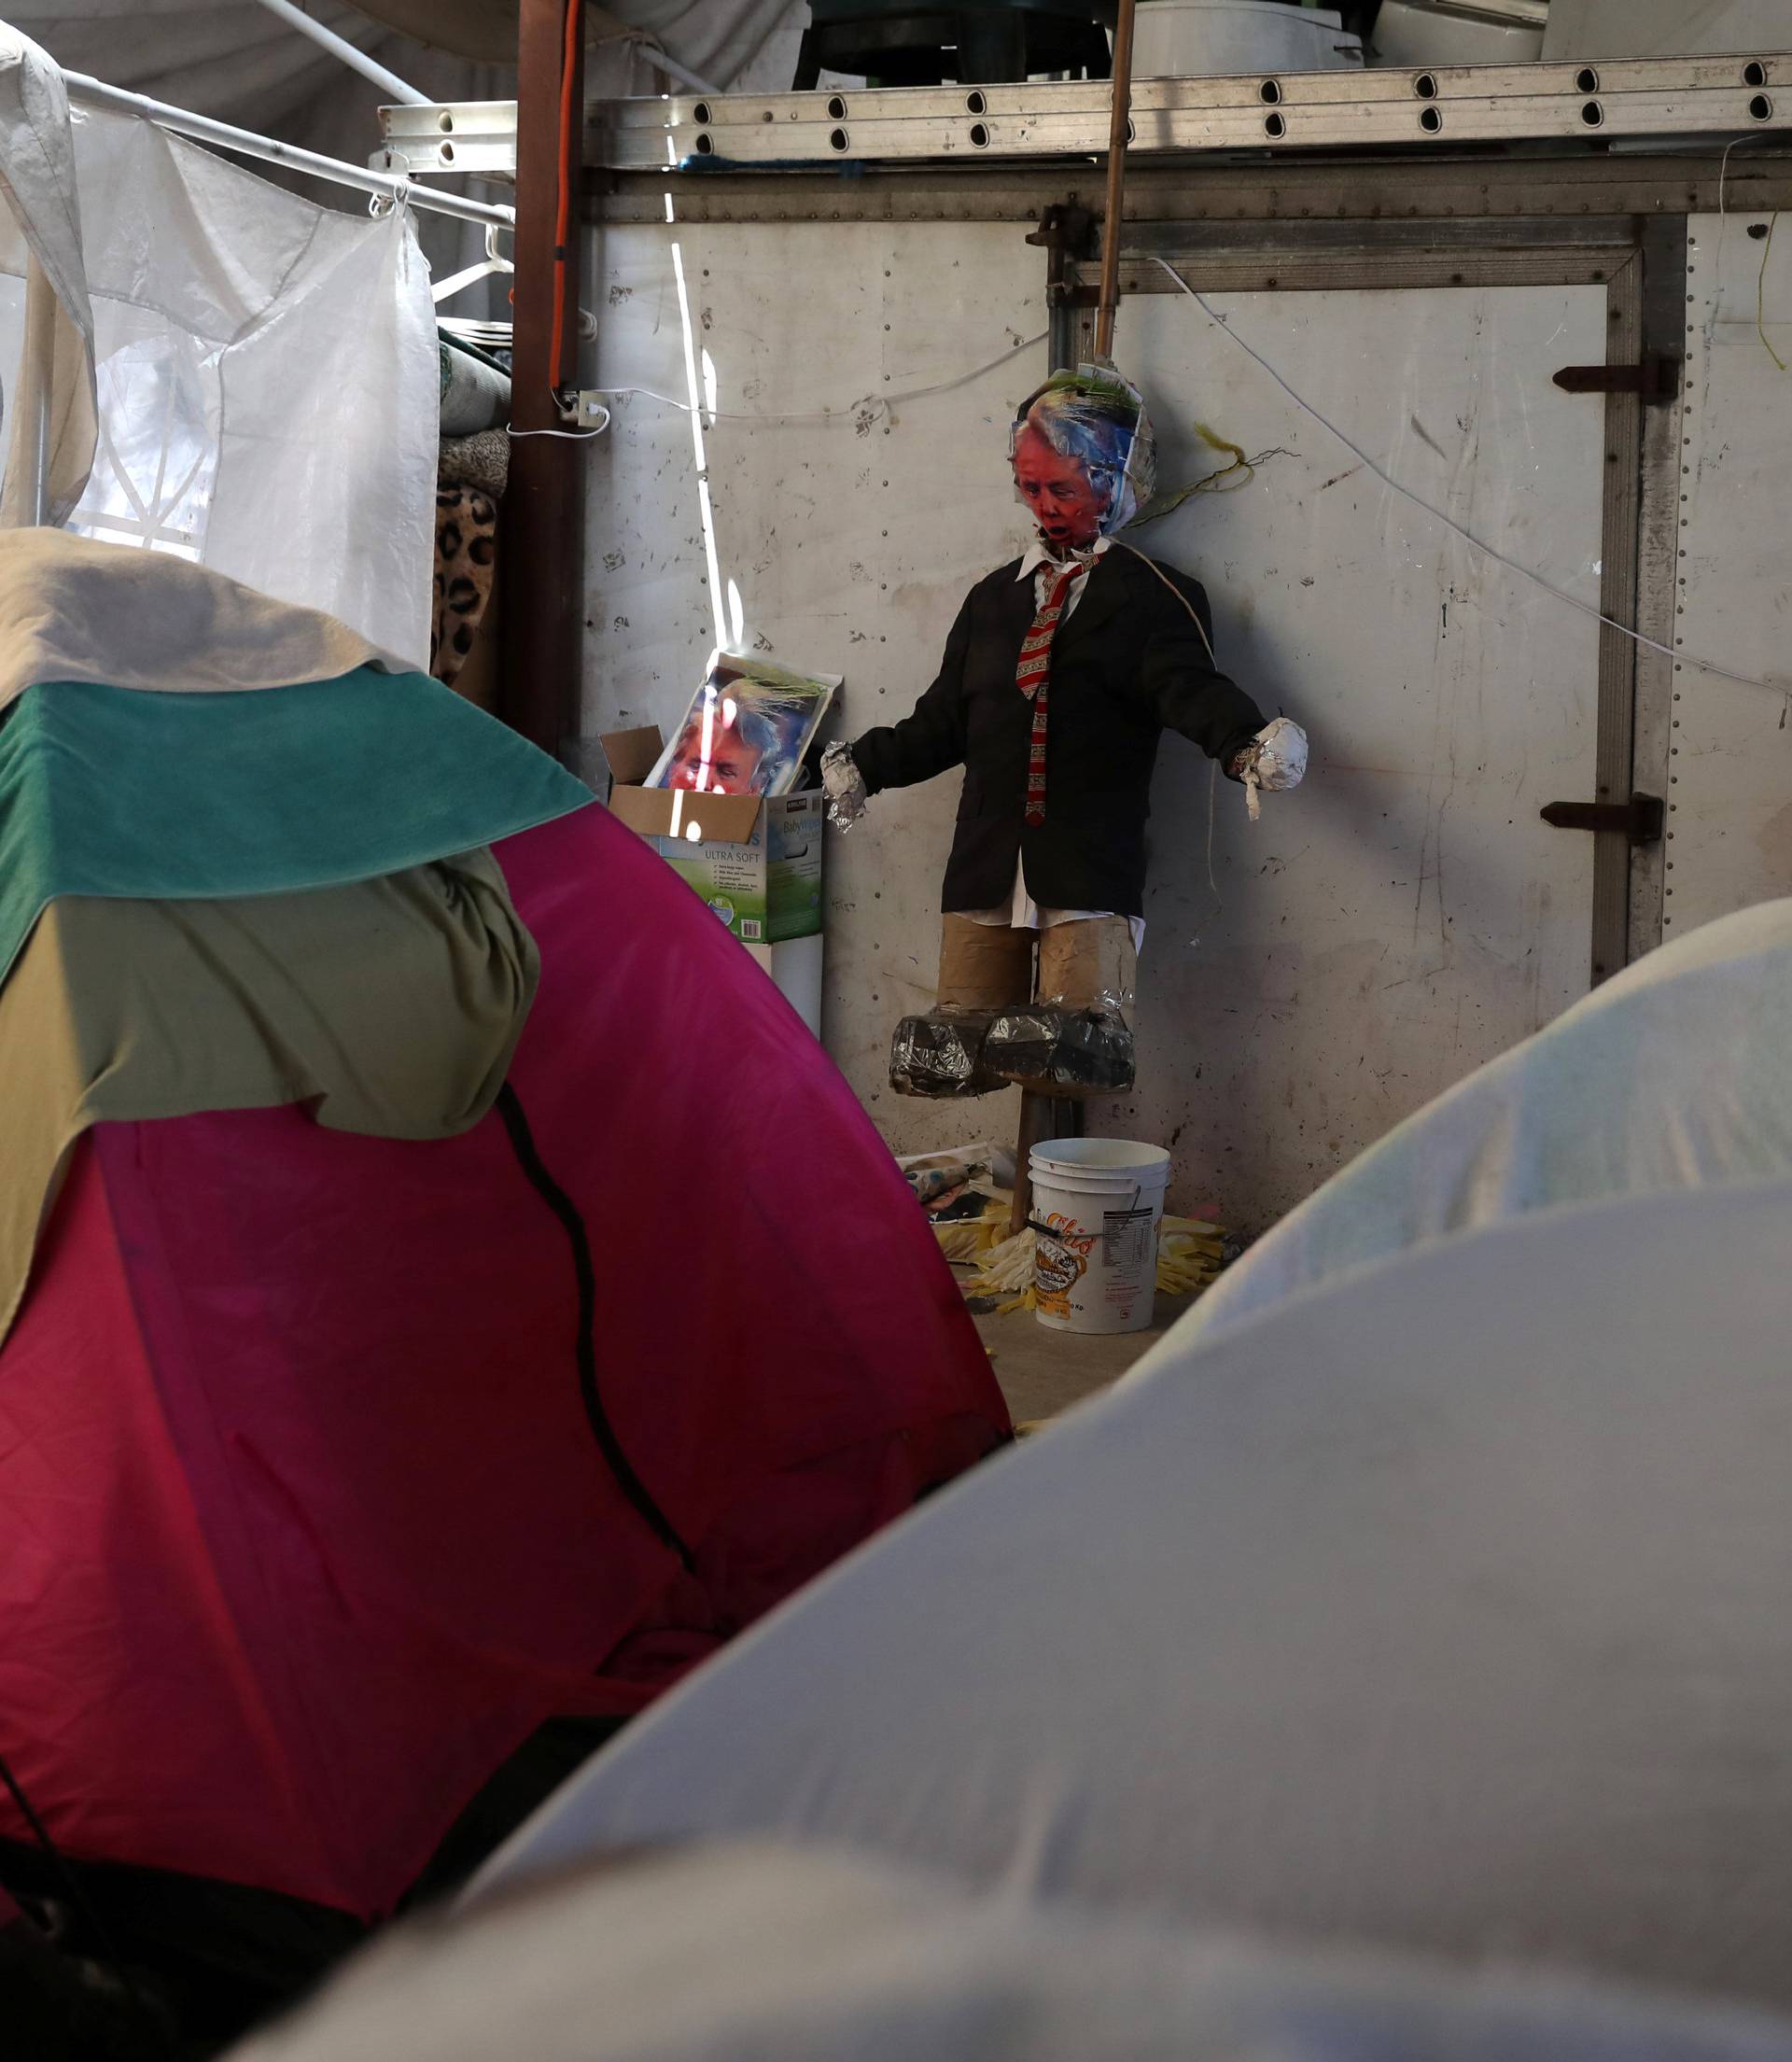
left=473, top=1173, right=1792, bottom=2010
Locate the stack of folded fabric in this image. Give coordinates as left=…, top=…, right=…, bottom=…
left=0, top=530, right=1008, bottom=2021
left=0, top=530, right=581, bottom=1340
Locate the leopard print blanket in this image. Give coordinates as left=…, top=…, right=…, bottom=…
left=431, top=485, right=497, bottom=687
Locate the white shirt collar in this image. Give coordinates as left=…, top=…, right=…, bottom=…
left=1016, top=534, right=1111, bottom=581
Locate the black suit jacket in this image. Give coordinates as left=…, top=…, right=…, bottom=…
left=850, top=547, right=1266, bottom=919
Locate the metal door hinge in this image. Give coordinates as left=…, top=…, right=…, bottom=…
left=1027, top=201, right=1096, bottom=309
left=1552, top=358, right=1681, bottom=403
left=1540, top=792, right=1664, bottom=844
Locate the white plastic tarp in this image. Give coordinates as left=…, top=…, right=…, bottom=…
left=0, top=89, right=435, bottom=661
left=241, top=1844, right=1792, bottom=2062
left=7, top=2, right=809, bottom=132
left=0, top=26, right=93, bottom=526
left=473, top=1178, right=1792, bottom=2012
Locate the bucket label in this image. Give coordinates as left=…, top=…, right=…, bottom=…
left=1031, top=1211, right=1097, bottom=1320
left=1100, top=1206, right=1155, bottom=1271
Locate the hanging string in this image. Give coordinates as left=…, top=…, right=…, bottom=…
left=588, top=329, right=1048, bottom=428
left=1113, top=541, right=1227, bottom=940
left=1154, top=257, right=1785, bottom=699
left=1757, top=212, right=1787, bottom=372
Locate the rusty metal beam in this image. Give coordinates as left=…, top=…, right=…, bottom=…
left=501, top=0, right=585, bottom=756
left=583, top=149, right=1792, bottom=225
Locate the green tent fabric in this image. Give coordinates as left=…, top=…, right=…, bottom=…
left=0, top=851, right=539, bottom=1346
left=0, top=669, right=593, bottom=988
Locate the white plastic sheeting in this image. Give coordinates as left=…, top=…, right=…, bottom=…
left=8, top=3, right=808, bottom=137
left=473, top=1178, right=1792, bottom=2011
left=245, top=1845, right=1792, bottom=2062
left=11, top=3, right=464, bottom=134
left=0, top=97, right=436, bottom=659
left=337, top=0, right=817, bottom=96
left=596, top=0, right=804, bottom=90
left=0, top=26, right=93, bottom=526
left=6, top=1, right=819, bottom=343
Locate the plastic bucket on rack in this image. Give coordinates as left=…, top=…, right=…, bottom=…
left=1130, top=2, right=1362, bottom=79
left=1029, top=1138, right=1171, bottom=1336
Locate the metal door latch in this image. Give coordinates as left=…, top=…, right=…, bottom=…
left=1552, top=358, right=1681, bottom=403
left=1026, top=200, right=1096, bottom=309
left=1540, top=792, right=1664, bottom=844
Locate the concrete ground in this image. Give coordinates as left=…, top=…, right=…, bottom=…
left=975, top=1293, right=1183, bottom=1428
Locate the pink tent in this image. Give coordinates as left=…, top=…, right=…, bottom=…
left=0, top=803, right=1007, bottom=1921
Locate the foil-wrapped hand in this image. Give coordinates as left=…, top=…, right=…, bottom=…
left=820, top=740, right=869, bottom=829
left=1232, top=717, right=1309, bottom=821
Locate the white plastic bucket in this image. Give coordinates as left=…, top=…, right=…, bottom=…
left=1130, top=2, right=1362, bottom=79
left=1029, top=1138, right=1171, bottom=1336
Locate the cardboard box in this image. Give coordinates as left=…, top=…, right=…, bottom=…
left=600, top=726, right=825, bottom=947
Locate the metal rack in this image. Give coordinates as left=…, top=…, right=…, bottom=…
left=59, top=70, right=513, bottom=228
left=377, top=51, right=1792, bottom=179
left=375, top=99, right=523, bottom=182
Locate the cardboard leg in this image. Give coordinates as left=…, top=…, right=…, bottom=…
left=937, top=916, right=1034, bottom=1011
left=1036, top=917, right=1137, bottom=1014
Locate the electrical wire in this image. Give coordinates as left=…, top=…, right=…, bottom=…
left=1757, top=212, right=1787, bottom=372
left=1718, top=132, right=1755, bottom=217
left=1116, top=540, right=1217, bottom=666
left=548, top=0, right=581, bottom=386
left=1153, top=256, right=1785, bottom=698
left=590, top=329, right=1049, bottom=428
left=1115, top=540, right=1226, bottom=936
left=1715, top=130, right=1785, bottom=219
left=1715, top=135, right=1789, bottom=372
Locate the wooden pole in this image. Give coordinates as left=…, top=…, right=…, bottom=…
left=1094, top=0, right=1137, bottom=361
left=1012, top=1090, right=1052, bottom=1238
left=1011, top=1091, right=1085, bottom=1238
left=502, top=0, right=586, bottom=755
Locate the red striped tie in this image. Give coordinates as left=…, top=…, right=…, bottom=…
left=1017, top=560, right=1082, bottom=828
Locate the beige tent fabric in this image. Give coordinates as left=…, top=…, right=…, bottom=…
left=0, top=527, right=409, bottom=711
left=1, top=849, right=538, bottom=1344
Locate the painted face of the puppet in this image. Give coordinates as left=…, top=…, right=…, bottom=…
left=1012, top=425, right=1107, bottom=552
